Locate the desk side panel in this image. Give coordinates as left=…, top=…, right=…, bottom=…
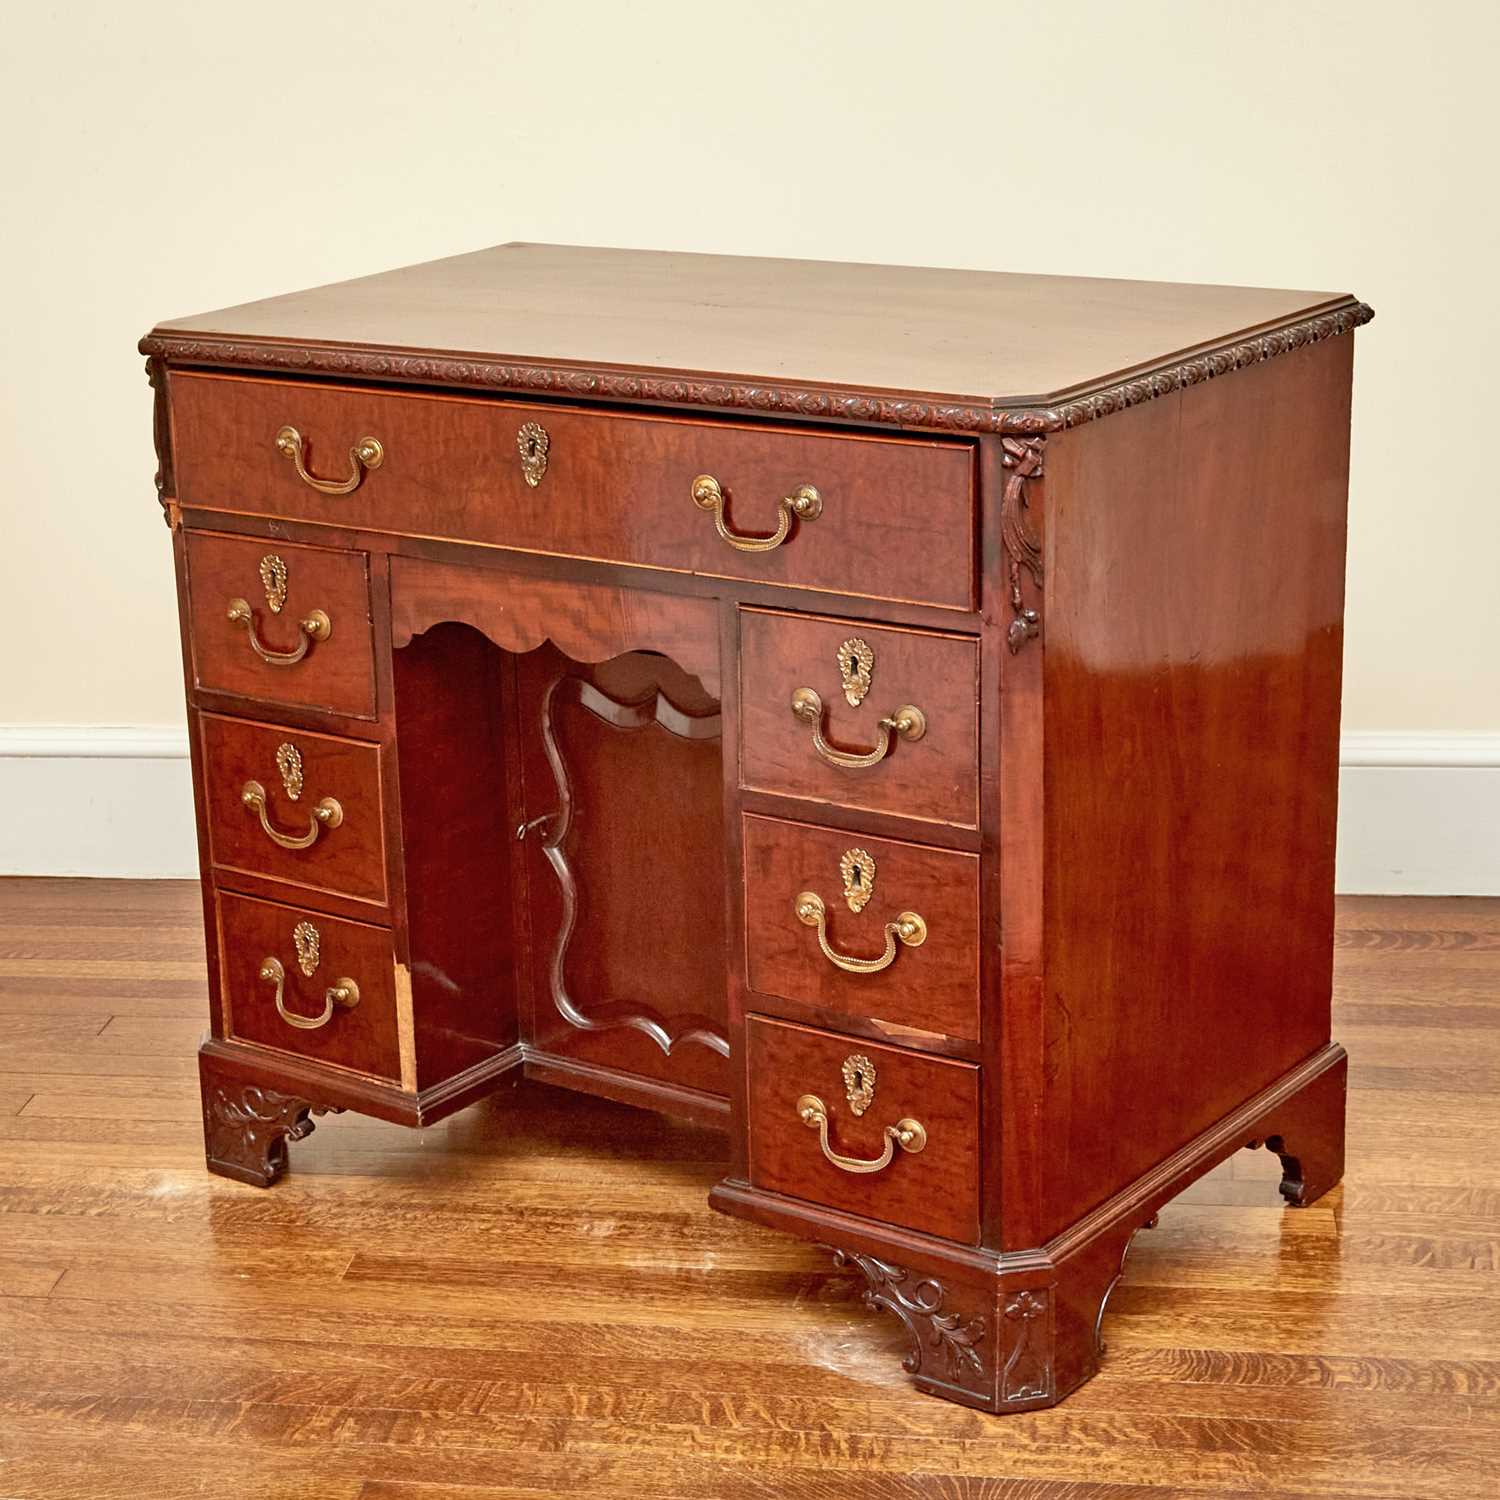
left=1037, top=335, right=1354, bottom=1241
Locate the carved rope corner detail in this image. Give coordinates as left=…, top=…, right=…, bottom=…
left=1000, top=434, right=1045, bottom=654
left=831, top=1249, right=987, bottom=1387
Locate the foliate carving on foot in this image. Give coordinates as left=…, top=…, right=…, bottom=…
left=1001, top=1288, right=1053, bottom=1402
left=204, top=1080, right=324, bottom=1186
left=831, top=1249, right=987, bottom=1385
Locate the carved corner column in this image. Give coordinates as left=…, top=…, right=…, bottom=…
left=198, top=1048, right=336, bottom=1187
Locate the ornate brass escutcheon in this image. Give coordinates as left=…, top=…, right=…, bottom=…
left=837, top=637, right=874, bottom=707
left=517, top=421, right=550, bottom=487
left=842, top=1052, right=876, bottom=1116
left=292, top=920, right=320, bottom=977
left=275, top=742, right=303, bottom=801
left=839, top=847, right=876, bottom=913
left=259, top=554, right=289, bottom=614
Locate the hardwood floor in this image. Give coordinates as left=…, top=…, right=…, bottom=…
left=0, top=879, right=1496, bottom=1499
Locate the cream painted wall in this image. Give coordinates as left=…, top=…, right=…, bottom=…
left=2, top=0, right=1496, bottom=737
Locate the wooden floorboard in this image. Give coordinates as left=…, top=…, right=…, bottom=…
left=0, top=877, right=1496, bottom=1498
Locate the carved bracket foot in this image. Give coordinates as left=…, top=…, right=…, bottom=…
left=1246, top=1044, right=1348, bottom=1208
left=198, top=1052, right=338, bottom=1187
left=829, top=1247, right=996, bottom=1403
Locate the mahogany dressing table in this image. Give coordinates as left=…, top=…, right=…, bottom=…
left=140, top=244, right=1371, bottom=1412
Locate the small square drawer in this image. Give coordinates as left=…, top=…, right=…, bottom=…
left=743, top=814, right=980, bottom=1041
left=200, top=714, right=387, bottom=906
left=739, top=609, right=979, bottom=828
left=218, top=892, right=402, bottom=1082
left=747, top=1016, right=980, bottom=1243
left=185, top=531, right=377, bottom=719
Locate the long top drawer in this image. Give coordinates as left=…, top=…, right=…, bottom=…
left=169, top=373, right=977, bottom=611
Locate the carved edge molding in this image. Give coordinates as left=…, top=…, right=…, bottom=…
left=143, top=354, right=177, bottom=528
left=138, top=301, right=1373, bottom=438
left=534, top=674, right=731, bottom=1059
left=830, top=1249, right=989, bottom=1390
left=1000, top=435, right=1045, bottom=654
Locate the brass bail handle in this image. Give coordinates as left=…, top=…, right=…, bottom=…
left=796, top=1093, right=927, bottom=1175
left=259, top=955, right=361, bottom=1031
left=789, top=687, right=926, bottom=770
left=226, top=599, right=331, bottom=666
left=240, top=781, right=343, bottom=850
left=275, top=425, right=384, bottom=495
left=794, top=890, right=926, bottom=975
left=692, top=473, right=821, bottom=552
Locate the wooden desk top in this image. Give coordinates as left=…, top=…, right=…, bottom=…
left=146, top=243, right=1370, bottom=435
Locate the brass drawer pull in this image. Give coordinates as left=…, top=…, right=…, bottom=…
left=226, top=599, right=331, bottom=666
left=240, top=781, right=343, bottom=850
left=796, top=1093, right=927, bottom=1174
left=692, top=473, right=821, bottom=552
left=790, top=687, right=926, bottom=769
left=794, top=890, right=927, bottom=974
left=260, top=956, right=360, bottom=1030
left=275, top=425, right=384, bottom=495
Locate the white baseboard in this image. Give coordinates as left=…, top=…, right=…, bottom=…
left=0, top=726, right=198, bottom=879
left=1, top=726, right=1497, bottom=894
left=1335, top=732, right=1500, bottom=895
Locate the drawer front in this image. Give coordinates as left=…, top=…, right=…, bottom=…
left=170, top=373, right=976, bottom=611
left=743, top=815, right=980, bottom=1042
left=185, top=531, right=377, bottom=718
left=747, top=1016, right=979, bottom=1243
left=218, top=892, right=402, bottom=1081
left=201, top=714, right=387, bottom=905
left=739, top=609, right=979, bottom=827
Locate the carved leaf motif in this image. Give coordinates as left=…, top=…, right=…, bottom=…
left=831, top=1249, right=987, bottom=1386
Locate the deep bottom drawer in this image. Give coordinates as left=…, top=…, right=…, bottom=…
left=747, top=1015, right=980, bottom=1243
left=218, top=892, right=403, bottom=1082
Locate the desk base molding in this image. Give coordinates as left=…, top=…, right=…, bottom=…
left=710, top=1041, right=1347, bottom=1412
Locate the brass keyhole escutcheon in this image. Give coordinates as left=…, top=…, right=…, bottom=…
left=840, top=847, right=876, bottom=913
left=838, top=637, right=874, bottom=707
left=518, top=421, right=550, bottom=487
left=843, top=1052, right=876, bottom=1116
